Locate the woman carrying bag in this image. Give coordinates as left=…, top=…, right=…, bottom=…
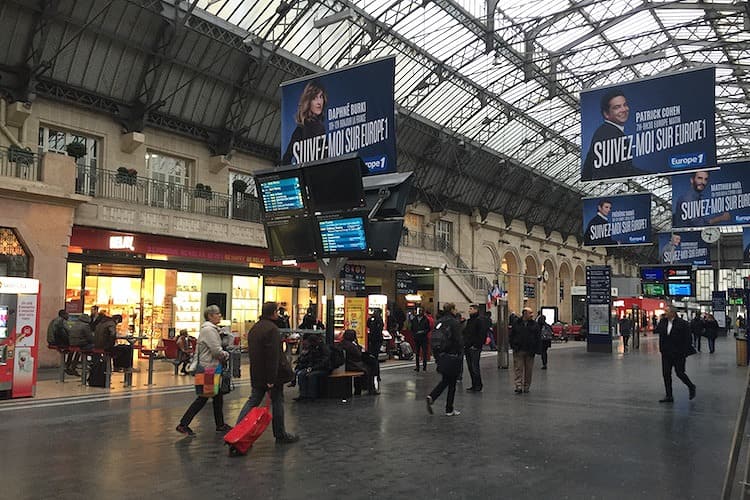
left=176, top=305, right=232, bottom=437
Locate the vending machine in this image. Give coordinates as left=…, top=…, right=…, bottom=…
left=0, top=277, right=41, bottom=399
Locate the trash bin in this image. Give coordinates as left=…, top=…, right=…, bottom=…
left=736, top=337, right=747, bottom=367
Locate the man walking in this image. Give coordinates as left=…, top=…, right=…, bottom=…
left=463, top=304, right=486, bottom=392
left=509, top=308, right=540, bottom=394
left=426, top=303, right=463, bottom=416
left=655, top=305, right=696, bottom=403
left=413, top=309, right=431, bottom=372
left=237, top=301, right=299, bottom=444
left=367, top=308, right=384, bottom=388
left=690, top=312, right=704, bottom=352
left=619, top=314, right=633, bottom=350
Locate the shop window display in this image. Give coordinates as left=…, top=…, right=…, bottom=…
left=231, top=276, right=261, bottom=349
left=174, top=272, right=202, bottom=336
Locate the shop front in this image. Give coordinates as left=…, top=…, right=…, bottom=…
left=67, top=226, right=322, bottom=348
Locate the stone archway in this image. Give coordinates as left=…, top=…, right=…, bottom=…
left=524, top=255, right=539, bottom=313
left=559, top=261, right=572, bottom=323
left=574, top=265, right=585, bottom=285
left=501, top=250, right=520, bottom=314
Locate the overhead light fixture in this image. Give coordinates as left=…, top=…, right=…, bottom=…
left=313, top=8, right=354, bottom=29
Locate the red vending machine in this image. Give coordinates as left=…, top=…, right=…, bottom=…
left=0, top=277, right=41, bottom=399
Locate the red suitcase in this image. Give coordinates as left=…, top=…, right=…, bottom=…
left=224, top=397, right=271, bottom=456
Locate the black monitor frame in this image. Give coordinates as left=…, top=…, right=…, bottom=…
left=264, top=215, right=319, bottom=261
left=255, top=168, right=307, bottom=217
left=302, top=154, right=366, bottom=213
left=315, top=211, right=369, bottom=258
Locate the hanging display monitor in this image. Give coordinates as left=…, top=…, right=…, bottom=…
left=303, top=154, right=366, bottom=213
left=667, top=282, right=693, bottom=297
left=640, top=267, right=664, bottom=281
left=642, top=283, right=665, bottom=297
left=317, top=214, right=368, bottom=257
left=580, top=67, right=716, bottom=182
left=264, top=216, right=318, bottom=261
left=256, top=171, right=306, bottom=215
left=366, top=220, right=404, bottom=260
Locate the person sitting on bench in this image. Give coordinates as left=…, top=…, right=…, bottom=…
left=340, top=329, right=377, bottom=396
left=293, top=332, right=331, bottom=401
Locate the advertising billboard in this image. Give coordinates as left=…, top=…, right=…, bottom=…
left=657, top=231, right=710, bottom=266
left=672, top=161, right=750, bottom=228
left=580, top=67, right=715, bottom=182
left=744, top=227, right=750, bottom=264
left=582, top=193, right=651, bottom=247
left=280, top=57, right=396, bottom=175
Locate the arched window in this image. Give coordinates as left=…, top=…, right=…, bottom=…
left=0, top=228, right=30, bottom=277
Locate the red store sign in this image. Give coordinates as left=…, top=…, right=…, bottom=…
left=69, top=226, right=317, bottom=269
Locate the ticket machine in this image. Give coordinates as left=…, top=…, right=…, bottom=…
left=0, top=277, right=41, bottom=399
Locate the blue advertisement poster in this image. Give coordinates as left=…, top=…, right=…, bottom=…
left=657, top=231, right=710, bottom=266
left=580, top=67, right=715, bottom=182
left=672, top=161, right=750, bottom=228
left=280, top=57, right=396, bottom=175
left=582, top=193, right=651, bottom=247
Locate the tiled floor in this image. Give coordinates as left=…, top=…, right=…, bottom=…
left=1, top=336, right=744, bottom=499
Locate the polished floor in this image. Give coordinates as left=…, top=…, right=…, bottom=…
left=2, top=336, right=745, bottom=499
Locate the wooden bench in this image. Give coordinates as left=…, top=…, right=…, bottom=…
left=321, top=370, right=365, bottom=399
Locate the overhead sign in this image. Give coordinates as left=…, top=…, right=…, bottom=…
left=339, top=264, right=366, bottom=292
left=280, top=57, right=396, bottom=175
left=657, top=232, right=710, bottom=266
left=395, top=270, right=417, bottom=295
left=672, top=161, right=750, bottom=228
left=580, top=67, right=715, bottom=182
left=582, top=193, right=651, bottom=247
left=0, top=278, right=40, bottom=294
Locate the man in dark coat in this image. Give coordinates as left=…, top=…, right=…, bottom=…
left=367, top=308, right=384, bottom=386
left=463, top=304, right=487, bottom=392
left=426, top=303, right=463, bottom=416
left=413, top=309, right=431, bottom=372
left=236, top=301, right=298, bottom=444
left=655, top=305, right=696, bottom=403
left=690, top=312, right=704, bottom=352
left=510, top=307, right=541, bottom=394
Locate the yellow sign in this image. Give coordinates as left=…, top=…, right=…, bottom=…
left=344, top=297, right=368, bottom=346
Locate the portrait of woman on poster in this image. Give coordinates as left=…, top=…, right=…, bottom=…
left=282, top=80, right=328, bottom=165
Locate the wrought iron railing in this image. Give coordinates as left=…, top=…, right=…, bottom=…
left=0, top=146, right=42, bottom=181
left=75, top=165, right=261, bottom=223
left=400, top=230, right=493, bottom=293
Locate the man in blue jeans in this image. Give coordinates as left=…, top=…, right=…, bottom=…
left=237, top=301, right=299, bottom=444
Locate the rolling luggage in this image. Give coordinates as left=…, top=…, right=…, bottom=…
left=399, top=341, right=414, bottom=360
left=112, top=344, right=133, bottom=370
left=88, top=355, right=107, bottom=387
left=224, top=396, right=271, bottom=456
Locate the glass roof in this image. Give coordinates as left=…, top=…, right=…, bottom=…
left=197, top=0, right=750, bottom=232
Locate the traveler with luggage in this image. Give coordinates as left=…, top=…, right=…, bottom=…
left=293, top=332, right=330, bottom=401
left=236, top=301, right=299, bottom=444
left=176, top=329, right=193, bottom=375
left=176, top=305, right=232, bottom=437
left=340, top=329, right=377, bottom=395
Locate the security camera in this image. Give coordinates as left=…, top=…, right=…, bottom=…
left=537, top=275, right=543, bottom=282
left=440, top=264, right=448, bottom=273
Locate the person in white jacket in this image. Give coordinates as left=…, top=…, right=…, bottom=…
left=176, top=305, right=232, bottom=437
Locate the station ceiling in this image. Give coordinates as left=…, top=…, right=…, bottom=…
left=1, top=0, right=748, bottom=262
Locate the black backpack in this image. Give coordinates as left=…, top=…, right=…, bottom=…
left=431, top=319, right=452, bottom=356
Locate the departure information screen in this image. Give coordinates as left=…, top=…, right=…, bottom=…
left=260, top=177, right=304, bottom=212
left=319, top=217, right=367, bottom=253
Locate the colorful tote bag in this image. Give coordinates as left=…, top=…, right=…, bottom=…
left=194, top=364, right=222, bottom=397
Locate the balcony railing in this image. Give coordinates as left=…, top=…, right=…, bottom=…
left=0, top=146, right=42, bottom=181
left=401, top=230, right=493, bottom=293
left=75, top=165, right=261, bottom=223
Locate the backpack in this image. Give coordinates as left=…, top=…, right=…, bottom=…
left=330, top=345, right=345, bottom=370
left=431, top=319, right=452, bottom=356
left=541, top=323, right=553, bottom=341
